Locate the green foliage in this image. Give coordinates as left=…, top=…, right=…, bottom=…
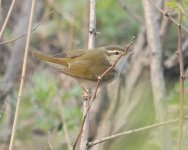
left=166, top=0, right=178, bottom=9
left=30, top=71, right=58, bottom=102
left=21, top=70, right=82, bottom=132
left=97, top=0, right=140, bottom=42
left=5, top=70, right=83, bottom=149
left=22, top=71, right=59, bottom=130
left=47, top=0, right=142, bottom=46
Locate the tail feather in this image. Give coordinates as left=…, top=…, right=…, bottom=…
left=32, top=51, right=68, bottom=66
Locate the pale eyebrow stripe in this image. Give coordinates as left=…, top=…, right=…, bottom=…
left=106, top=50, right=118, bottom=55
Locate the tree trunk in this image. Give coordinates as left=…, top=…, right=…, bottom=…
left=142, top=0, right=171, bottom=149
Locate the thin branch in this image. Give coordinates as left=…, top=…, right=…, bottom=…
left=0, top=10, right=55, bottom=46
left=88, top=0, right=96, bottom=49
left=177, top=0, right=185, bottom=149
left=148, top=0, right=188, bottom=33
left=164, top=38, right=188, bottom=69
left=88, top=117, right=188, bottom=147
left=8, top=0, right=36, bottom=149
left=0, top=0, right=16, bottom=39
left=79, top=0, right=97, bottom=150
left=48, top=131, right=54, bottom=150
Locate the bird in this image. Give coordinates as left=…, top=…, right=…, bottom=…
left=32, top=45, right=132, bottom=89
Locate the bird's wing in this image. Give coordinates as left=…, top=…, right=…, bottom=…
left=52, top=50, right=86, bottom=58
left=65, top=48, right=108, bottom=58
left=59, top=49, right=116, bottom=81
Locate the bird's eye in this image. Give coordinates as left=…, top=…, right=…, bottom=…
left=115, top=51, right=119, bottom=55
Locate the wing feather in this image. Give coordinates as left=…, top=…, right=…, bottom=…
left=59, top=49, right=116, bottom=81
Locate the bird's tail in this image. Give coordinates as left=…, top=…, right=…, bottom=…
left=32, top=51, right=68, bottom=66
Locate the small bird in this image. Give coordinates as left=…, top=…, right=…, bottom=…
left=32, top=45, right=132, bottom=88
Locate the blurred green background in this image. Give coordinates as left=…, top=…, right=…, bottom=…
left=0, top=0, right=188, bottom=150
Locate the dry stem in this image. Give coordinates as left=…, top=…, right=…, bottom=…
left=8, top=0, right=36, bottom=149
left=0, top=0, right=16, bottom=39
left=148, top=0, right=188, bottom=33
left=88, top=117, right=188, bottom=147
left=177, top=0, right=185, bottom=149
left=78, top=0, right=97, bottom=150
left=0, top=10, right=55, bottom=46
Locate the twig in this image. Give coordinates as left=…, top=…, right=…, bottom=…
left=0, top=0, right=16, bottom=39
left=164, top=38, right=188, bottom=69
left=8, top=0, right=36, bottom=149
left=177, top=0, right=185, bottom=149
left=48, top=131, right=54, bottom=150
left=148, top=0, right=188, bottom=33
left=73, top=38, right=134, bottom=150
left=88, top=117, right=188, bottom=147
left=0, top=10, right=55, bottom=46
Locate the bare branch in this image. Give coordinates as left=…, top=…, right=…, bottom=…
left=88, top=0, right=96, bottom=49
left=8, top=0, right=36, bottom=149
left=0, top=10, right=55, bottom=46
left=0, top=0, right=16, bottom=39
left=78, top=0, right=97, bottom=150
left=88, top=117, right=188, bottom=147
left=177, top=0, right=185, bottom=149
left=164, top=38, right=188, bottom=69
left=148, top=0, right=188, bottom=33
